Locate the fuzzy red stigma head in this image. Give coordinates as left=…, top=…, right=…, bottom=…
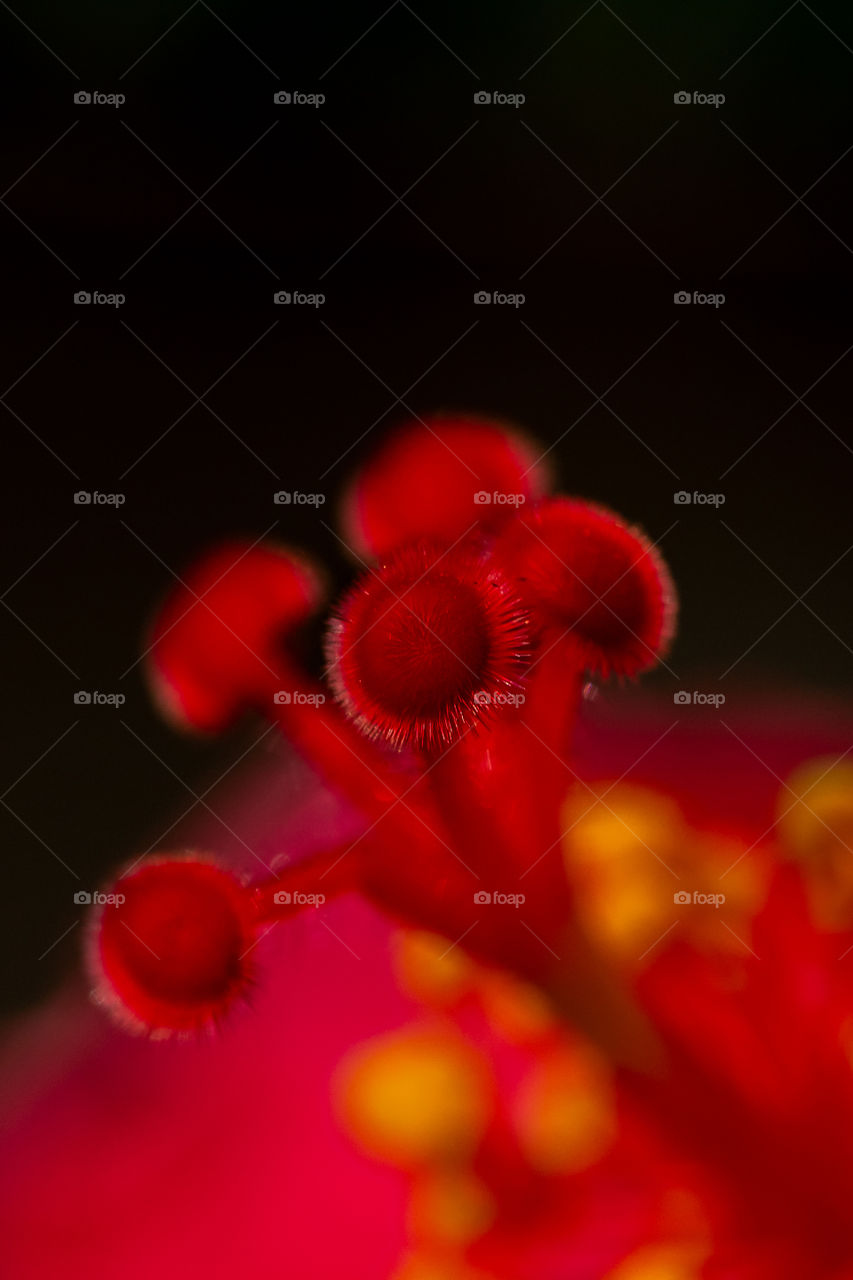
left=496, top=498, right=676, bottom=678
left=148, top=541, right=324, bottom=733
left=340, top=414, right=551, bottom=559
left=327, top=542, right=531, bottom=752
left=91, top=858, right=256, bottom=1037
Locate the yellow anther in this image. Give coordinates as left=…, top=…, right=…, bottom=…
left=563, top=783, right=769, bottom=961
left=563, top=784, right=686, bottom=872
left=777, top=757, right=853, bottom=864
left=335, top=1028, right=492, bottom=1167
left=392, top=930, right=477, bottom=1007
left=515, top=1045, right=616, bottom=1174
left=409, top=1170, right=495, bottom=1246
left=392, top=1255, right=497, bottom=1280
left=477, top=972, right=558, bottom=1043
left=604, top=1243, right=706, bottom=1280
left=777, top=758, right=853, bottom=928
left=562, top=784, right=685, bottom=963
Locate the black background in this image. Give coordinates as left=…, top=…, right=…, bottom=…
left=1, top=0, right=852, bottom=1015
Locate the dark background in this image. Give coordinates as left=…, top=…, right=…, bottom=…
left=1, top=0, right=851, bottom=1015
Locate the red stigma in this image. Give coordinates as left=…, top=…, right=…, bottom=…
left=92, top=859, right=257, bottom=1036
left=496, top=498, right=676, bottom=678
left=340, top=414, right=551, bottom=558
left=149, top=540, right=324, bottom=733
left=327, top=542, right=530, bottom=752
